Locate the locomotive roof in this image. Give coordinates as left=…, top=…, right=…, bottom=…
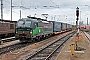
left=27, top=16, right=47, bottom=21
left=19, top=18, right=38, bottom=22
left=41, top=21, right=49, bottom=23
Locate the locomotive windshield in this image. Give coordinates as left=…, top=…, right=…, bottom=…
left=25, top=20, right=31, bottom=27
left=17, top=20, right=24, bottom=27
left=17, top=19, right=31, bottom=28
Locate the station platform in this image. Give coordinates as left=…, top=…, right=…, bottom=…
left=56, top=31, right=90, bottom=60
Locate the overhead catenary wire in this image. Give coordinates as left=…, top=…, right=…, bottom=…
left=4, top=0, right=61, bottom=10
left=3, top=0, right=71, bottom=19
left=49, top=0, right=67, bottom=14
left=3, top=0, right=31, bottom=17
left=49, top=0, right=58, bottom=6
left=4, top=0, right=30, bottom=9
left=3, top=0, right=19, bottom=14
left=3, top=0, right=38, bottom=19
left=4, top=0, right=17, bottom=6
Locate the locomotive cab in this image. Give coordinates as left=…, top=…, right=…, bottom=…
left=15, top=18, right=38, bottom=41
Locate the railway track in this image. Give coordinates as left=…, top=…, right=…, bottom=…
left=0, top=42, right=31, bottom=55
left=83, top=31, right=90, bottom=41
left=14, top=31, right=76, bottom=60
left=1, top=37, right=16, bottom=43
left=87, top=32, right=90, bottom=35
left=0, top=32, right=58, bottom=55
left=0, top=32, right=59, bottom=55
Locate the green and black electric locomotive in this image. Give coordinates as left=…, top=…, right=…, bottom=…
left=15, top=17, right=53, bottom=42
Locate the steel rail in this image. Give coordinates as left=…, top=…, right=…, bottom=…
left=83, top=31, right=90, bottom=41
left=0, top=42, right=30, bottom=55
left=26, top=31, right=76, bottom=60
left=45, top=34, right=71, bottom=60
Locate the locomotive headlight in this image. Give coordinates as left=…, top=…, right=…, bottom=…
left=16, top=31, right=17, bottom=33
left=23, top=31, right=25, bottom=33
left=30, top=30, right=32, bottom=34
left=30, top=32, right=32, bottom=34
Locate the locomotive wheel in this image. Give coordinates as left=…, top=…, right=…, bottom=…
left=27, top=38, right=33, bottom=42
left=32, top=38, right=35, bottom=42
left=37, top=36, right=41, bottom=42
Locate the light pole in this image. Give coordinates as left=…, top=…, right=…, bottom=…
left=87, top=17, right=88, bottom=25
left=11, top=0, right=12, bottom=21
left=80, top=11, right=81, bottom=25
left=1, top=0, right=3, bottom=21
left=54, top=15, right=56, bottom=20
left=85, top=5, right=90, bottom=25
left=20, top=10, right=21, bottom=19
left=76, top=7, right=79, bottom=31
left=75, top=7, right=79, bottom=51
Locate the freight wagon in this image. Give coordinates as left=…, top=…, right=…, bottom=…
left=48, top=21, right=62, bottom=34
left=0, top=19, right=17, bottom=37
left=66, top=24, right=72, bottom=31
left=61, top=23, right=67, bottom=32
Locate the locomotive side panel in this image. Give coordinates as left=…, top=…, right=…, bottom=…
left=36, top=21, right=53, bottom=37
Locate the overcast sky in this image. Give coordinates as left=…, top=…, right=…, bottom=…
left=1, top=0, right=90, bottom=25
